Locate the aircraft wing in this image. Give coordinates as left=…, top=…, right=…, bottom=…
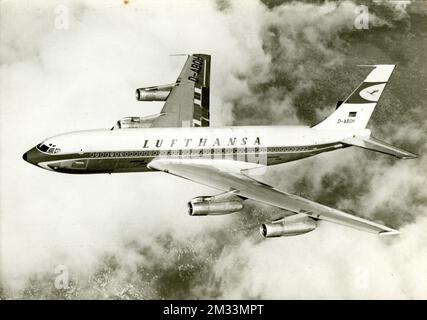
left=148, top=158, right=399, bottom=235
left=150, top=54, right=211, bottom=128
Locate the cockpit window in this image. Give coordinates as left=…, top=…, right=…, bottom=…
left=37, top=143, right=61, bottom=154
left=37, top=143, right=49, bottom=152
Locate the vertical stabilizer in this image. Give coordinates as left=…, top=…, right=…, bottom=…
left=313, top=65, right=395, bottom=130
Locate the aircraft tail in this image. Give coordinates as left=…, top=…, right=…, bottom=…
left=313, top=65, right=395, bottom=130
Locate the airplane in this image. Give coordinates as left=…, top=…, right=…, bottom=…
left=23, top=54, right=417, bottom=238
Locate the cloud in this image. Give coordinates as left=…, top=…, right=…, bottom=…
left=208, top=213, right=427, bottom=299
left=1, top=0, right=426, bottom=299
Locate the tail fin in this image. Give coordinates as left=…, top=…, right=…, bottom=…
left=313, top=65, right=395, bottom=130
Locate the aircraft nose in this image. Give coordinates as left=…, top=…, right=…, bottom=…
left=22, top=147, right=41, bottom=166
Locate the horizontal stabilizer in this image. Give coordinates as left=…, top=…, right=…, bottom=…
left=342, top=136, right=417, bottom=159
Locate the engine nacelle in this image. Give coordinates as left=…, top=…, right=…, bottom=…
left=260, top=215, right=317, bottom=237
left=135, top=83, right=176, bottom=101
left=188, top=196, right=243, bottom=216
left=136, top=90, right=169, bottom=101
left=115, top=114, right=165, bottom=129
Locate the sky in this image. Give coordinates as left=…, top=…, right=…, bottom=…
left=0, top=0, right=426, bottom=299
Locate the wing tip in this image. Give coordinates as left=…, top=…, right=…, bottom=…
left=379, top=230, right=400, bottom=236
left=401, top=152, right=418, bottom=159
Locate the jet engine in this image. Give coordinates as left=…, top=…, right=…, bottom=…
left=260, top=215, right=317, bottom=237
left=135, top=83, right=176, bottom=101
left=114, top=113, right=165, bottom=129
left=188, top=195, right=243, bottom=216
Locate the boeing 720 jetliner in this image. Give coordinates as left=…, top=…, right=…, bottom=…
left=23, top=54, right=417, bottom=238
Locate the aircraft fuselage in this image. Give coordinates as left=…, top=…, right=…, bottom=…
left=23, top=126, right=370, bottom=174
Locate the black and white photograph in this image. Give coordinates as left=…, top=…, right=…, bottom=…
left=1, top=0, right=426, bottom=303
